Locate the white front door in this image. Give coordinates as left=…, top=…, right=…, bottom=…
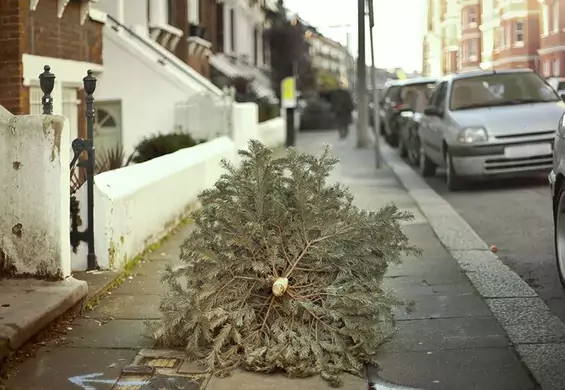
left=94, top=101, right=122, bottom=155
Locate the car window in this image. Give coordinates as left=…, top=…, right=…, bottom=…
left=400, top=82, right=436, bottom=111
left=415, top=91, right=430, bottom=113
left=558, top=82, right=565, bottom=91
left=432, top=82, right=448, bottom=109
left=450, top=72, right=560, bottom=110
left=385, top=86, right=401, bottom=104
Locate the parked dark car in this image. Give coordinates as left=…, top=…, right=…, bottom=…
left=380, top=77, right=438, bottom=146
left=397, top=86, right=435, bottom=165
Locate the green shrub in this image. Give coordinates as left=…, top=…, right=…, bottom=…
left=131, top=132, right=206, bottom=164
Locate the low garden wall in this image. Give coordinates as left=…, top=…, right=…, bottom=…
left=0, top=107, right=71, bottom=279
left=70, top=136, right=236, bottom=271
left=71, top=102, right=287, bottom=272
left=258, top=117, right=285, bottom=149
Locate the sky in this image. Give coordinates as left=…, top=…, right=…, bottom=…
left=282, top=0, right=427, bottom=72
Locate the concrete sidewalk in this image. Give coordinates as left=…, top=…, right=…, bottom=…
left=2, top=130, right=562, bottom=389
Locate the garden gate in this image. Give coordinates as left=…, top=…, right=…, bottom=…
left=39, top=65, right=98, bottom=271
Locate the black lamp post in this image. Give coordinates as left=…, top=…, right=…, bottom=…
left=39, top=65, right=55, bottom=115
left=83, top=69, right=98, bottom=271
left=41, top=65, right=99, bottom=271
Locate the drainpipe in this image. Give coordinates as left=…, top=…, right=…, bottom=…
left=116, top=0, right=125, bottom=24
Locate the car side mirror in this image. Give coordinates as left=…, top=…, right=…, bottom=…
left=424, top=106, right=442, bottom=117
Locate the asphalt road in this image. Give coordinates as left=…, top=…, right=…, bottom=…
left=423, top=169, right=565, bottom=322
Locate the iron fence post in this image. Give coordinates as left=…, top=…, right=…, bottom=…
left=83, top=70, right=98, bottom=271
left=39, top=65, right=55, bottom=115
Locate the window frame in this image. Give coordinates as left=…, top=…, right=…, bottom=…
left=514, top=20, right=524, bottom=43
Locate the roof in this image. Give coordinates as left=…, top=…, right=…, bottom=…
left=384, top=76, right=439, bottom=87
left=442, top=68, right=535, bottom=82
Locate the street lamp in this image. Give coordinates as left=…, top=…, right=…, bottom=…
left=365, top=0, right=382, bottom=167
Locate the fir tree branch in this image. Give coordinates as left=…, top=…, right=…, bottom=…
left=283, top=241, right=312, bottom=277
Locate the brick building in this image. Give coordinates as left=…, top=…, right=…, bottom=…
left=422, top=0, right=559, bottom=76
left=0, top=0, right=103, bottom=139
left=440, top=0, right=461, bottom=74
left=492, top=0, right=540, bottom=70
left=167, top=0, right=223, bottom=78
left=538, top=0, right=565, bottom=77
left=459, top=0, right=481, bottom=70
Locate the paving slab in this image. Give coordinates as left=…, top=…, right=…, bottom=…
left=51, top=318, right=155, bottom=349
left=380, top=317, right=509, bottom=353
left=0, top=277, right=87, bottom=351
left=205, top=369, right=365, bottom=390
left=392, top=291, right=492, bottom=320
left=74, top=269, right=121, bottom=300
left=383, top=275, right=475, bottom=296
left=86, top=293, right=162, bottom=320
left=369, top=348, right=536, bottom=390
left=3, top=347, right=136, bottom=390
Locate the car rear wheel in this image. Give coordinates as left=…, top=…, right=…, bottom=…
left=445, top=150, right=465, bottom=191
left=398, top=130, right=408, bottom=158
left=419, top=143, right=436, bottom=177
left=407, top=127, right=420, bottom=166
left=554, top=188, right=565, bottom=287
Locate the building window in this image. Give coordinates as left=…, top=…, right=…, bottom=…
left=514, top=21, right=524, bottom=43
left=469, top=39, right=477, bottom=59
left=553, top=59, right=560, bottom=76
left=167, top=0, right=173, bottom=24
left=542, top=4, right=550, bottom=35
left=544, top=60, right=551, bottom=77
left=553, top=1, right=560, bottom=33
left=216, top=3, right=224, bottom=51
left=199, top=0, right=206, bottom=25
left=466, top=8, right=477, bottom=27
left=229, top=8, right=235, bottom=52
left=253, top=27, right=258, bottom=65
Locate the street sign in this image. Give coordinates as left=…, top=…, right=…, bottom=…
left=281, top=77, right=297, bottom=109
left=396, top=69, right=407, bottom=80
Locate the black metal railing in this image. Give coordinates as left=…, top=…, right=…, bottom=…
left=39, top=65, right=98, bottom=271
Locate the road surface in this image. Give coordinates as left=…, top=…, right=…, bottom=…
left=424, top=171, right=565, bottom=322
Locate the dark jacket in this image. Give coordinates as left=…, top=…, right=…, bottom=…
left=331, top=89, right=354, bottom=124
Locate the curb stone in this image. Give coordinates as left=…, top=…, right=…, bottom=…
left=380, top=143, right=565, bottom=390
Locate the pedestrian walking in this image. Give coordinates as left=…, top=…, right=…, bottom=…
left=330, top=80, right=355, bottom=139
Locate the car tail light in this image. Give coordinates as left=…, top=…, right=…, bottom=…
left=392, top=103, right=407, bottom=112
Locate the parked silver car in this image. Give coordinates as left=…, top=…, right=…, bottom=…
left=550, top=113, right=565, bottom=287
left=418, top=69, right=565, bottom=191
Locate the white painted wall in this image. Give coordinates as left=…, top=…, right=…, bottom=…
left=258, top=117, right=285, bottom=148
left=95, top=24, right=222, bottom=156
left=0, top=107, right=71, bottom=278
left=71, top=136, right=236, bottom=270
left=70, top=102, right=285, bottom=272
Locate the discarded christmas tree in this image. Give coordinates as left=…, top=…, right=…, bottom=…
left=151, top=141, right=420, bottom=387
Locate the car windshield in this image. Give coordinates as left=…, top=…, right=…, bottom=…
left=450, top=72, right=560, bottom=111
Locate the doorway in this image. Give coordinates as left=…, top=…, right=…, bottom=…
left=94, top=101, right=122, bottom=155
